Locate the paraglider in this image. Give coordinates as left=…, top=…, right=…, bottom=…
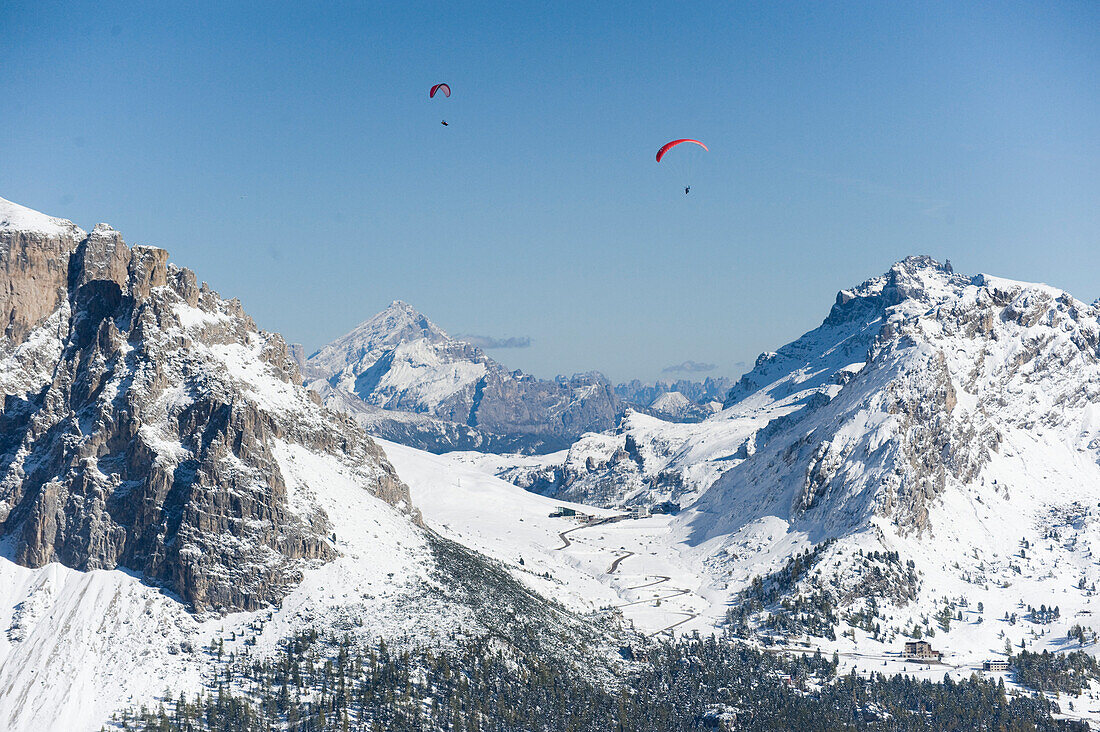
left=431, top=84, right=451, bottom=127
left=655, top=138, right=708, bottom=162
left=657, top=139, right=708, bottom=194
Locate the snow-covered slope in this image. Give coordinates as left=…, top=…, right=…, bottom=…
left=0, top=446, right=425, bottom=732
left=0, top=197, right=86, bottom=239
left=380, top=439, right=719, bottom=637
left=306, top=301, right=622, bottom=453
left=0, top=199, right=604, bottom=731
left=1, top=433, right=595, bottom=732
left=478, top=256, right=1100, bottom=686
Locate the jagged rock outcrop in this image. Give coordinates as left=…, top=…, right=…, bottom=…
left=0, top=207, right=85, bottom=345
left=693, top=256, right=1099, bottom=542
left=0, top=198, right=414, bottom=612
left=306, top=301, right=622, bottom=453
left=497, top=255, right=1099, bottom=570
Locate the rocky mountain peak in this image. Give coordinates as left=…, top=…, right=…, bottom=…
left=306, top=299, right=449, bottom=382
left=71, top=222, right=170, bottom=299
left=826, top=255, right=969, bottom=326
left=376, top=299, right=446, bottom=336
left=0, top=199, right=415, bottom=613
left=708, top=254, right=1100, bottom=545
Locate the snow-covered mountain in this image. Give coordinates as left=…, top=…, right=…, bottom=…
left=483, top=256, right=1100, bottom=651
left=697, top=255, right=1098, bottom=536
left=0, top=199, right=424, bottom=613
left=0, top=198, right=611, bottom=731
left=305, top=301, right=622, bottom=453
left=306, top=299, right=451, bottom=384
left=687, top=255, right=1097, bottom=541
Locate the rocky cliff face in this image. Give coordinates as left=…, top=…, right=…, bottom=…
left=0, top=198, right=413, bottom=612
left=497, top=256, right=1099, bottom=567
left=653, top=257, right=1100, bottom=645
left=693, top=257, right=1097, bottom=538
left=307, top=301, right=622, bottom=453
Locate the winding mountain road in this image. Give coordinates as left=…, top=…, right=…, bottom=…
left=553, top=517, right=612, bottom=550
left=649, top=611, right=700, bottom=637
left=626, top=575, right=671, bottom=590
left=550, top=516, right=703, bottom=636
left=613, top=587, right=691, bottom=609
left=607, top=551, right=635, bottom=574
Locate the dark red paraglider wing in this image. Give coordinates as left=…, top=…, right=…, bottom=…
left=430, top=83, right=451, bottom=99
left=655, top=139, right=708, bottom=162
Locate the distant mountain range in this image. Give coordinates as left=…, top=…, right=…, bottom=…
left=296, top=300, right=735, bottom=452
left=615, top=377, right=734, bottom=408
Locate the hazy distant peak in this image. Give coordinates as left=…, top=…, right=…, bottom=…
left=308, top=300, right=450, bottom=379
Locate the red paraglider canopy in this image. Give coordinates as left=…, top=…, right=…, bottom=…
left=656, top=139, right=708, bottom=162
left=430, top=83, right=451, bottom=99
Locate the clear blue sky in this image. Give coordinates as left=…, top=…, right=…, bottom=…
left=3, top=1, right=1097, bottom=382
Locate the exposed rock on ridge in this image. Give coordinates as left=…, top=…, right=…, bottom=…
left=0, top=197, right=414, bottom=612
left=695, top=255, right=1099, bottom=543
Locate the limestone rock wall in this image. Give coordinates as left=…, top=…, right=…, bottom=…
left=0, top=214, right=415, bottom=612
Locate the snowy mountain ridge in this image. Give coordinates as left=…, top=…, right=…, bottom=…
left=305, top=299, right=450, bottom=386
left=0, top=197, right=86, bottom=239
left=451, top=256, right=1100, bottom=711
left=0, top=198, right=617, bottom=731
left=305, top=301, right=622, bottom=453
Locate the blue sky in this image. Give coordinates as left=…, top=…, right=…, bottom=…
left=2, top=1, right=1097, bottom=382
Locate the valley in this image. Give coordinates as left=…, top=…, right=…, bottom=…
left=0, top=197, right=1098, bottom=729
